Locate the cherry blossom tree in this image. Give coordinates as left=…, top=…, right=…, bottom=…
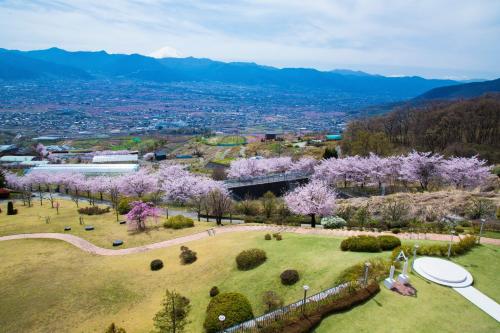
left=289, top=157, right=318, bottom=174
left=126, top=201, right=160, bottom=231
left=440, top=156, right=491, bottom=188
left=35, top=143, right=48, bottom=158
left=5, top=172, right=33, bottom=207
left=400, top=151, right=444, bottom=190
left=103, top=176, right=124, bottom=221
left=120, top=169, right=156, bottom=198
left=227, top=157, right=295, bottom=179
left=227, top=158, right=262, bottom=179
left=284, top=180, right=336, bottom=228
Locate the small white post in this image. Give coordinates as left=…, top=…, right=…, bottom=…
left=478, top=219, right=485, bottom=244
left=389, top=265, right=395, bottom=280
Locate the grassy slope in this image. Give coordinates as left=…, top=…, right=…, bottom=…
left=314, top=244, right=500, bottom=333
left=0, top=200, right=215, bottom=249
left=0, top=233, right=378, bottom=333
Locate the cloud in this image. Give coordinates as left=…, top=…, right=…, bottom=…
left=0, top=0, right=499, bottom=79
left=149, top=46, right=182, bottom=58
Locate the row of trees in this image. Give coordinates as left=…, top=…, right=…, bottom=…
left=313, top=151, right=491, bottom=190
left=4, top=164, right=232, bottom=226
left=226, top=152, right=491, bottom=191
left=227, top=157, right=317, bottom=179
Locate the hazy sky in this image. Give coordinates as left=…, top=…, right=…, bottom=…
left=1, top=0, right=499, bottom=79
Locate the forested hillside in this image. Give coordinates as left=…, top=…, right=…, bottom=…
left=341, top=94, right=500, bottom=162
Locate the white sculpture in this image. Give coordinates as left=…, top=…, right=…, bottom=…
left=384, top=265, right=396, bottom=289
left=398, top=259, right=410, bottom=284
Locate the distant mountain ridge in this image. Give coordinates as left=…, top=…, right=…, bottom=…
left=0, top=47, right=461, bottom=98
left=416, top=78, right=500, bottom=100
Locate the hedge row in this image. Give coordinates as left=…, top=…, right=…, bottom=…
left=163, top=215, right=194, bottom=229
left=274, top=281, right=380, bottom=333
left=340, top=235, right=401, bottom=252
left=391, top=235, right=477, bottom=260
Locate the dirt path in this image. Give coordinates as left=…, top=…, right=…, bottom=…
left=0, top=225, right=498, bottom=256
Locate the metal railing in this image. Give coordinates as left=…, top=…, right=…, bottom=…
left=221, top=280, right=360, bottom=333
left=224, top=171, right=312, bottom=189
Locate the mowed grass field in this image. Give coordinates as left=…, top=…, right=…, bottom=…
left=0, top=232, right=380, bottom=332
left=1, top=201, right=499, bottom=333
left=315, top=244, right=500, bottom=333
left=0, top=199, right=215, bottom=249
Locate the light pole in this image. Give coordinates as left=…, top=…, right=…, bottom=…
left=478, top=218, right=486, bottom=244
left=363, top=262, right=371, bottom=285
left=302, top=285, right=309, bottom=314
left=218, top=314, right=226, bottom=332
left=447, top=230, right=455, bottom=259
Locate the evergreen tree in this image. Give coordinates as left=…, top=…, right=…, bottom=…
left=323, top=147, right=338, bottom=159
left=153, top=289, right=191, bottom=333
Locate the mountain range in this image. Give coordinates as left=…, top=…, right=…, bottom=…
left=416, top=78, right=500, bottom=100
left=0, top=47, right=466, bottom=99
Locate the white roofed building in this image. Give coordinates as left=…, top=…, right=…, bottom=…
left=28, top=164, right=139, bottom=176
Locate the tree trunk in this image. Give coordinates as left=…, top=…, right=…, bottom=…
left=311, top=214, right=316, bottom=228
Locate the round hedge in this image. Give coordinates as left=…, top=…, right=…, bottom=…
left=264, top=234, right=272, bottom=240
left=340, top=235, right=381, bottom=252
left=377, top=235, right=401, bottom=250
left=280, top=269, right=300, bottom=285
left=236, top=249, right=267, bottom=271
left=209, top=286, right=220, bottom=297
left=150, top=259, right=164, bottom=271
left=203, top=292, right=253, bottom=333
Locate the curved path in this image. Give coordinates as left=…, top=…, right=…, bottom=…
left=0, top=225, right=499, bottom=256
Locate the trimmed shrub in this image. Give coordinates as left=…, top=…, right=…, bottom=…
left=180, top=246, right=197, bottom=264
left=336, top=258, right=391, bottom=284
left=340, top=236, right=381, bottom=252
left=455, top=226, right=464, bottom=234
left=391, top=235, right=478, bottom=260
left=0, top=188, right=10, bottom=199
left=321, top=216, right=347, bottom=229
left=105, top=323, right=126, bottom=333
left=280, top=269, right=300, bottom=285
left=275, top=234, right=283, bottom=241
left=264, top=234, right=272, bottom=240
left=209, top=286, right=220, bottom=298
left=163, top=215, right=195, bottom=229
left=150, top=259, right=164, bottom=271
left=377, top=235, right=401, bottom=251
left=236, top=248, right=267, bottom=270
left=117, top=198, right=132, bottom=215
left=204, top=292, right=254, bottom=333
left=391, top=228, right=400, bottom=234
left=77, top=206, right=110, bottom=215
left=7, top=201, right=17, bottom=215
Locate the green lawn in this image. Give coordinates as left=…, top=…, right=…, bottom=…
left=0, top=232, right=379, bottom=333
left=1, top=202, right=499, bottom=333
left=0, top=199, right=215, bottom=249
left=314, top=244, right=500, bottom=333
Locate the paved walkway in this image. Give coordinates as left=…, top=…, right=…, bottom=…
left=0, top=225, right=498, bottom=256
left=454, top=286, right=500, bottom=322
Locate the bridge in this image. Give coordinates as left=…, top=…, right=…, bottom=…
left=224, top=171, right=354, bottom=200
left=224, top=171, right=310, bottom=199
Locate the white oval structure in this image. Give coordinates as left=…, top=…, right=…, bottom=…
left=413, top=257, right=473, bottom=288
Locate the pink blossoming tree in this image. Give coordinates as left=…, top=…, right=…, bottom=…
left=126, top=201, right=160, bottom=231
left=284, top=180, right=336, bottom=228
